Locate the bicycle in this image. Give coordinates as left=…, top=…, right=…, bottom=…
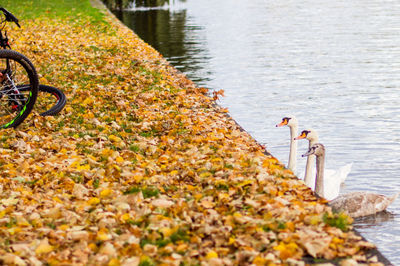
left=0, top=7, right=39, bottom=128
left=0, top=7, right=67, bottom=129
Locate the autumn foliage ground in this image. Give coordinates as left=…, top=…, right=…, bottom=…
left=0, top=1, right=385, bottom=265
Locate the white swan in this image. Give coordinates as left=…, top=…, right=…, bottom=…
left=276, top=116, right=298, bottom=173
left=277, top=119, right=352, bottom=199
left=302, top=143, right=398, bottom=218
left=295, top=129, right=353, bottom=200
left=294, top=128, right=318, bottom=188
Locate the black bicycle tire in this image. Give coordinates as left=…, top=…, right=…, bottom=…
left=17, top=84, right=67, bottom=116
left=37, top=85, right=67, bottom=116
left=0, top=49, right=38, bottom=128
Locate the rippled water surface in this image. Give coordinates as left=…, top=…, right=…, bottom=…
left=106, top=0, right=400, bottom=263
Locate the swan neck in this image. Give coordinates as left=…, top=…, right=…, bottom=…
left=315, top=152, right=325, bottom=197
left=304, top=154, right=315, bottom=187
left=304, top=139, right=317, bottom=187
left=288, top=125, right=298, bottom=173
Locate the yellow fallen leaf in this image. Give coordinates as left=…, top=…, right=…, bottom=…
left=121, top=213, right=130, bottom=222
left=88, top=197, right=100, bottom=205
left=206, top=251, right=218, bottom=259
left=108, top=258, right=120, bottom=266
left=170, top=170, right=179, bottom=175
left=116, top=156, right=124, bottom=163
left=82, top=97, right=94, bottom=106
left=253, top=256, right=267, bottom=265
left=59, top=224, right=69, bottom=231
left=108, top=135, right=122, bottom=143
left=100, top=188, right=112, bottom=198
left=88, top=243, right=98, bottom=252
left=97, top=231, right=111, bottom=241
left=35, top=238, right=54, bottom=255
left=159, top=227, right=174, bottom=238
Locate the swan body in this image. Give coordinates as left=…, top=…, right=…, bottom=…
left=303, top=143, right=398, bottom=218
left=308, top=163, right=352, bottom=200
left=295, top=129, right=352, bottom=200
left=276, top=116, right=298, bottom=173
left=329, top=192, right=399, bottom=218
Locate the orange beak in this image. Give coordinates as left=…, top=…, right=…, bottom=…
left=276, top=120, right=287, bottom=127
left=294, top=132, right=307, bottom=140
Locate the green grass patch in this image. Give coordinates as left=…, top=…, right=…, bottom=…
left=123, top=186, right=141, bottom=195
left=170, top=227, right=189, bottom=243
left=93, top=178, right=100, bottom=189
left=1, top=0, right=105, bottom=22
left=139, top=258, right=155, bottom=266
left=123, top=186, right=160, bottom=198
left=323, top=212, right=351, bottom=232
left=216, top=183, right=229, bottom=191
left=129, top=144, right=141, bottom=153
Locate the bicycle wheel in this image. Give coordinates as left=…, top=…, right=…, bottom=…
left=17, top=84, right=67, bottom=116
left=0, top=49, right=38, bottom=128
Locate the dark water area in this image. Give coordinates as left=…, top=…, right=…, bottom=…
left=102, top=0, right=211, bottom=85
left=102, top=0, right=400, bottom=263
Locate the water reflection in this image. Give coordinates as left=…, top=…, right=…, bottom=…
left=102, top=0, right=176, bottom=10
left=133, top=0, right=171, bottom=7
left=354, top=211, right=396, bottom=229
left=103, top=0, right=211, bottom=85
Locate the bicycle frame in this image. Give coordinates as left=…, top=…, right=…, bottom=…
left=0, top=10, right=27, bottom=111
left=0, top=30, right=11, bottom=49
left=0, top=29, right=16, bottom=98
left=0, top=7, right=14, bottom=86
left=0, top=5, right=20, bottom=48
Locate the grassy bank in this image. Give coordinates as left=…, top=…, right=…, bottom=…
left=0, top=0, right=382, bottom=265
left=2, top=0, right=103, bottom=20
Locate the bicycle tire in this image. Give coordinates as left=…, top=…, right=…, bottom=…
left=36, top=85, right=67, bottom=116
left=38, top=85, right=67, bottom=116
left=0, top=49, right=38, bottom=128
left=17, top=84, right=67, bottom=116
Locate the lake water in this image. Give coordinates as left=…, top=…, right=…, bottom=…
left=104, top=0, right=400, bottom=263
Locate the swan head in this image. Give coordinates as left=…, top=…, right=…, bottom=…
left=276, top=115, right=298, bottom=128
left=302, top=143, right=325, bottom=157
left=295, top=128, right=319, bottom=142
